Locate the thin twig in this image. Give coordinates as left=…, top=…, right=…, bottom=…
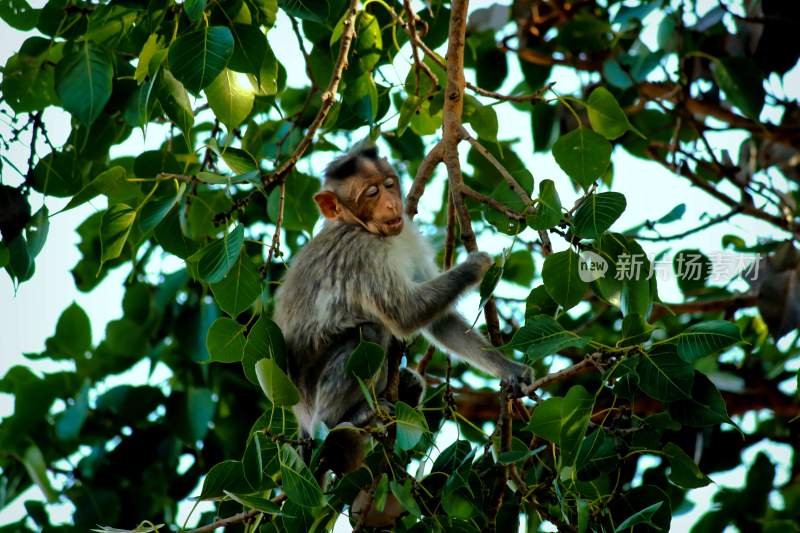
left=264, top=0, right=360, bottom=187
left=461, top=129, right=533, bottom=209
left=520, top=354, right=600, bottom=397
left=266, top=182, right=286, bottom=267
left=405, top=141, right=443, bottom=219
left=402, top=0, right=437, bottom=96
left=634, top=208, right=741, bottom=241
left=461, top=185, right=526, bottom=220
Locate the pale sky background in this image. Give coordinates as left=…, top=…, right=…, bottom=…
left=1, top=0, right=798, bottom=530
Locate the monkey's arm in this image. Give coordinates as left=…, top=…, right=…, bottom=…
left=423, top=312, right=531, bottom=382
left=362, top=252, right=491, bottom=337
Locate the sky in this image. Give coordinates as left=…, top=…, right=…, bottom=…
left=1, top=0, right=798, bottom=530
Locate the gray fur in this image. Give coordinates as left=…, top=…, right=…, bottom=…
left=273, top=217, right=531, bottom=438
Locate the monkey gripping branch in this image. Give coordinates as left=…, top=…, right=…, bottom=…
left=0, top=0, right=799, bottom=532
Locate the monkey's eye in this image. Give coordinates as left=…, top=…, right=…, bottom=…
left=366, top=185, right=379, bottom=197
left=384, top=177, right=395, bottom=188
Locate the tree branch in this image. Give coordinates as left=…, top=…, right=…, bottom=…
left=461, top=185, right=526, bottom=220
left=461, top=128, right=533, bottom=209
left=264, top=0, right=360, bottom=186
left=405, top=141, right=443, bottom=219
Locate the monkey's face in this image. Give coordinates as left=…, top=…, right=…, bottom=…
left=314, top=159, right=404, bottom=237
left=353, top=173, right=404, bottom=236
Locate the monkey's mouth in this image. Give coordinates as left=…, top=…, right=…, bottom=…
left=384, top=217, right=404, bottom=232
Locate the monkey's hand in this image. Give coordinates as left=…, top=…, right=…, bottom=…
left=505, top=362, right=534, bottom=398
left=463, top=251, right=494, bottom=283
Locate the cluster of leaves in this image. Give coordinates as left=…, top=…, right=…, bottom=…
left=1, top=0, right=799, bottom=532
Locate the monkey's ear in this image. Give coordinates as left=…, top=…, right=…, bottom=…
left=314, top=191, right=340, bottom=220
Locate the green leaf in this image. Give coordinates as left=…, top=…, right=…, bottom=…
left=25, top=205, right=48, bottom=258
left=210, top=255, right=262, bottom=317
left=346, top=338, right=385, bottom=380
left=188, top=224, right=245, bottom=283
left=205, top=317, right=246, bottom=363
left=479, top=260, right=503, bottom=309
left=663, top=442, right=711, bottom=489
left=507, top=315, right=589, bottom=361
left=527, top=179, right=562, bottom=230
left=675, top=320, right=741, bottom=362
left=0, top=0, right=40, bottom=31
left=267, top=172, right=320, bottom=234
left=7, top=234, right=33, bottom=282
left=205, top=68, right=255, bottom=130
left=637, top=344, right=694, bottom=402
left=185, top=387, right=215, bottom=442
left=469, top=104, right=499, bottom=142
left=497, top=436, right=538, bottom=464
left=390, top=479, right=422, bottom=517
left=54, top=41, right=113, bottom=124
left=2, top=50, right=58, bottom=114
left=100, top=204, right=136, bottom=265
left=0, top=243, right=8, bottom=269
left=224, top=491, right=283, bottom=514
left=210, top=140, right=259, bottom=175
left=278, top=443, right=324, bottom=507
left=124, top=74, right=158, bottom=128
left=255, top=358, right=300, bottom=406
left=552, top=127, right=612, bottom=189
left=585, top=87, right=635, bottom=140
left=134, top=33, right=160, bottom=84
left=135, top=179, right=184, bottom=237
left=157, top=70, right=194, bottom=139
left=347, top=72, right=378, bottom=123
left=22, top=445, right=57, bottom=503
left=48, top=302, right=91, bottom=358
left=560, top=385, right=595, bottom=466
left=614, top=501, right=663, bottom=532
left=184, top=0, right=206, bottom=21
left=573, top=192, right=627, bottom=240
left=243, top=316, right=287, bottom=385
left=373, top=473, right=389, bottom=512
left=712, top=57, right=765, bottom=120
left=167, top=26, right=234, bottom=93
left=527, top=397, right=563, bottom=443
left=199, top=460, right=251, bottom=499
left=55, top=383, right=89, bottom=440
left=228, top=23, right=268, bottom=75
left=395, top=401, right=429, bottom=451
left=354, top=11, right=382, bottom=72
left=541, top=250, right=588, bottom=310
left=668, top=372, right=736, bottom=428
left=502, top=250, right=535, bottom=286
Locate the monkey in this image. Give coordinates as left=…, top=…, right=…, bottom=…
left=272, top=145, right=532, bottom=475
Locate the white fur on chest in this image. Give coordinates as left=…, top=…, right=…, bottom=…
left=386, top=222, right=437, bottom=282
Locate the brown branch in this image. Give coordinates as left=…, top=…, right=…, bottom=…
left=405, top=141, right=443, bottom=219
left=648, top=148, right=798, bottom=237
left=24, top=111, right=42, bottom=186
left=520, top=354, right=600, bottom=397
left=402, top=0, right=437, bottom=96
left=184, top=492, right=287, bottom=533
left=264, top=0, right=360, bottom=187
left=461, top=185, right=526, bottom=220
left=388, top=5, right=549, bottom=104
left=266, top=181, right=286, bottom=266
left=440, top=0, right=503, bottom=347
left=649, top=292, right=758, bottom=322
left=489, top=391, right=512, bottom=528
left=638, top=82, right=800, bottom=143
